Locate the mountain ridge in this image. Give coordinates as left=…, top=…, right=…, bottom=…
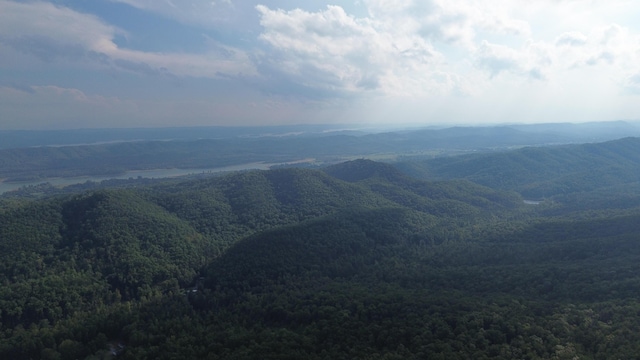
left=398, top=136, right=640, bottom=198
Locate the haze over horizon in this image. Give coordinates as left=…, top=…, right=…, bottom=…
left=1, top=0, right=640, bottom=130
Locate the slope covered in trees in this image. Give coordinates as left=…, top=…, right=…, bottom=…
left=1, top=147, right=640, bottom=359
left=398, top=137, right=640, bottom=199
left=183, top=209, right=640, bottom=359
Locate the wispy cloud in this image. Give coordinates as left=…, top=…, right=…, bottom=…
left=0, top=1, right=256, bottom=78
left=256, top=4, right=466, bottom=97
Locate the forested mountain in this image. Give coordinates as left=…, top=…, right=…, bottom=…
left=398, top=136, right=640, bottom=199
left=2, top=145, right=640, bottom=359
left=2, top=121, right=638, bottom=150
left=0, top=125, right=357, bottom=150
left=2, top=122, right=640, bottom=182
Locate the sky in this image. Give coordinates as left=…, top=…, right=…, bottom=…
left=1, top=0, right=640, bottom=129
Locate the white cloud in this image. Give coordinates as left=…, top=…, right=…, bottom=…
left=0, top=1, right=256, bottom=78
left=551, top=24, right=640, bottom=76
left=474, top=40, right=551, bottom=80
left=252, top=1, right=555, bottom=98
left=625, top=73, right=640, bottom=93
left=5, top=0, right=637, bottom=98
left=555, top=32, right=588, bottom=47
left=256, top=4, right=467, bottom=97
left=0, top=1, right=116, bottom=49
left=475, top=41, right=521, bottom=78
left=364, top=0, right=530, bottom=48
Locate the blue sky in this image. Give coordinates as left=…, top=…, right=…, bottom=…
left=1, top=0, right=640, bottom=129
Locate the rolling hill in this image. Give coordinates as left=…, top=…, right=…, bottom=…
left=1, top=146, right=640, bottom=358
left=398, top=136, right=640, bottom=199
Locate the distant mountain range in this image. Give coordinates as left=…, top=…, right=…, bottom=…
left=2, top=121, right=639, bottom=149
left=1, top=121, right=639, bottom=182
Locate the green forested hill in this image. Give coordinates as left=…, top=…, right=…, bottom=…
left=184, top=209, right=640, bottom=359
left=398, top=137, right=640, bottom=199
left=324, top=158, right=410, bottom=183
left=1, top=157, right=640, bottom=359
left=326, top=159, right=522, bottom=215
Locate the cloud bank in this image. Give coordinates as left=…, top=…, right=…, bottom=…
left=0, top=0, right=639, bottom=128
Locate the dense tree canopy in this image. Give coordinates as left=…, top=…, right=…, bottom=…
left=2, top=147, right=640, bottom=359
